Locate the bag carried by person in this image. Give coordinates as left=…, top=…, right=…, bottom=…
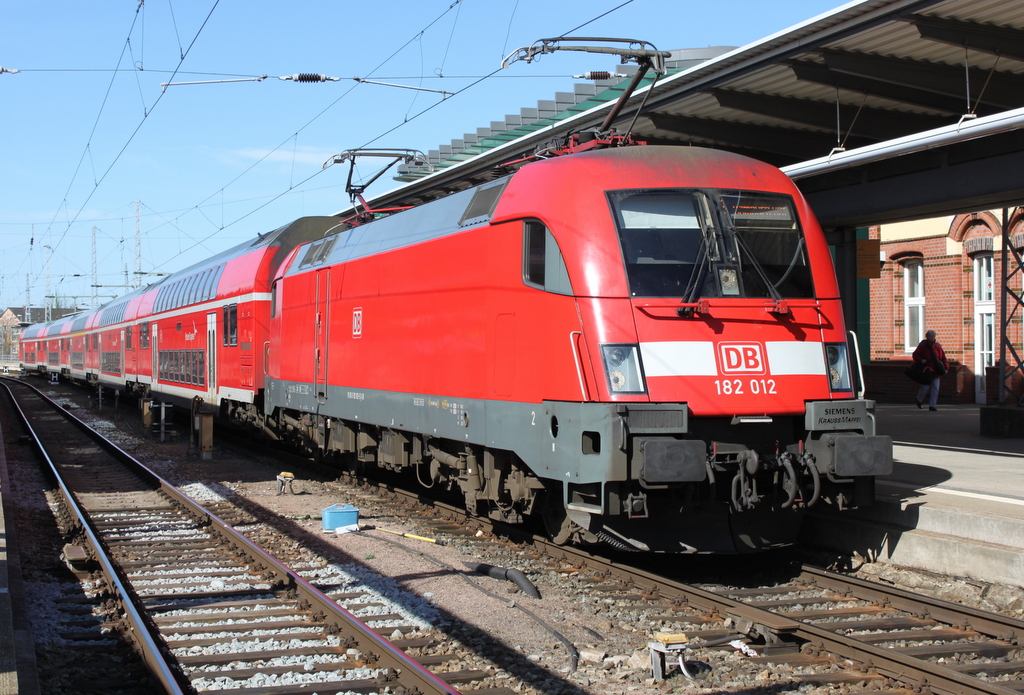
left=905, top=361, right=935, bottom=385
left=933, top=360, right=947, bottom=376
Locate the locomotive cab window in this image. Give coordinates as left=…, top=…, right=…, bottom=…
left=718, top=191, right=813, bottom=299
left=609, top=189, right=814, bottom=300
left=522, top=220, right=572, bottom=296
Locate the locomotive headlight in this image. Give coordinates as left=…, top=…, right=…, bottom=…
left=601, top=344, right=647, bottom=394
left=824, top=342, right=853, bottom=392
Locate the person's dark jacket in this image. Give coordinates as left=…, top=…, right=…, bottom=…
left=913, top=339, right=949, bottom=375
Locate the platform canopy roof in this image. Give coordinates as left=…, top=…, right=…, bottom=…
left=350, top=0, right=1024, bottom=229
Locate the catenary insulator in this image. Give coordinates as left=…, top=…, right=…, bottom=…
left=280, top=73, right=339, bottom=82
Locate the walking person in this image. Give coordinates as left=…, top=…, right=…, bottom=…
left=913, top=329, right=949, bottom=411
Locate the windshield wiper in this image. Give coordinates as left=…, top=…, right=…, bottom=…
left=731, top=228, right=784, bottom=303
left=682, top=235, right=713, bottom=304
left=681, top=194, right=720, bottom=306
left=772, top=237, right=806, bottom=291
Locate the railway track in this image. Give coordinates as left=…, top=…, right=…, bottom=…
left=1, top=377, right=496, bottom=695
left=177, top=392, right=1024, bottom=694
left=12, top=375, right=1024, bottom=694
left=333, top=479, right=1024, bottom=694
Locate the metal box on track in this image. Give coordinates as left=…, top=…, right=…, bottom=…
left=322, top=503, right=359, bottom=531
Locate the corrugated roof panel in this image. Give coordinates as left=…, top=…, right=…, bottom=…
left=377, top=0, right=1024, bottom=205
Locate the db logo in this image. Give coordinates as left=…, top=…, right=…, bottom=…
left=718, top=343, right=765, bottom=374
left=352, top=308, right=363, bottom=338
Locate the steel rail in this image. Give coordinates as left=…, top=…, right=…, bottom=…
left=0, top=377, right=185, bottom=694
left=2, top=377, right=463, bottom=695
left=800, top=565, right=1024, bottom=643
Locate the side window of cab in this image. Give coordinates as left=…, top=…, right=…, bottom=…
left=522, top=220, right=572, bottom=296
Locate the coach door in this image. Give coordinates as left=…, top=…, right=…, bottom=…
left=314, top=270, right=330, bottom=402
left=151, top=324, right=159, bottom=384
left=207, top=312, right=217, bottom=401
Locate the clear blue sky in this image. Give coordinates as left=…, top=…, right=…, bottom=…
left=1, top=0, right=847, bottom=312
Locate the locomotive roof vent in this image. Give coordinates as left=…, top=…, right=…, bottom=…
left=458, top=178, right=509, bottom=227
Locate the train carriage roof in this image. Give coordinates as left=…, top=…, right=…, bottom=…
left=283, top=181, right=509, bottom=276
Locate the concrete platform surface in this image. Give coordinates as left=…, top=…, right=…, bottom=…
left=0, top=407, right=37, bottom=693
left=804, top=403, right=1024, bottom=589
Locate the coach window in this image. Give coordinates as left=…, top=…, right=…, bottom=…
left=191, top=274, right=205, bottom=305
left=183, top=275, right=197, bottom=306
left=192, top=272, right=205, bottom=305
left=199, top=268, right=215, bottom=302
left=125, top=325, right=133, bottom=350
left=178, top=277, right=191, bottom=307
left=139, top=322, right=150, bottom=350
left=222, top=303, right=238, bottom=347
left=192, top=271, right=205, bottom=303
left=903, top=258, right=925, bottom=350
left=522, top=220, right=572, bottom=296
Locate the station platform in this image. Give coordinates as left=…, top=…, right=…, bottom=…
left=804, top=402, right=1024, bottom=589
left=0, top=405, right=37, bottom=693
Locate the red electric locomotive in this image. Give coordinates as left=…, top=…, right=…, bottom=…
left=264, top=145, right=892, bottom=553
left=19, top=144, right=891, bottom=553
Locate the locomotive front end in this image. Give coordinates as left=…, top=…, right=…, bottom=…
left=597, top=185, right=891, bottom=550
left=509, top=147, right=893, bottom=553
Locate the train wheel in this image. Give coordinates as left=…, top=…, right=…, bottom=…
left=542, top=495, right=573, bottom=545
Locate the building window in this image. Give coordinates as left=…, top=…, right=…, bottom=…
left=974, top=252, right=996, bottom=389
left=904, top=259, right=924, bottom=350
left=975, top=253, right=994, bottom=302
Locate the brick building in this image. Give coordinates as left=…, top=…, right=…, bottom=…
left=0, top=307, right=49, bottom=366
left=863, top=208, right=1024, bottom=406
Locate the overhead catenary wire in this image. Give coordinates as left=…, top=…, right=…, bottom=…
left=12, top=0, right=642, bottom=302
left=174, top=0, right=468, bottom=231
left=92, top=3, right=642, bottom=289
left=145, top=0, right=646, bottom=273
left=31, top=0, right=222, bottom=288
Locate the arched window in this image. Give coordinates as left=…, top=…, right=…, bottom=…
left=974, top=251, right=996, bottom=396
left=903, top=258, right=924, bottom=351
